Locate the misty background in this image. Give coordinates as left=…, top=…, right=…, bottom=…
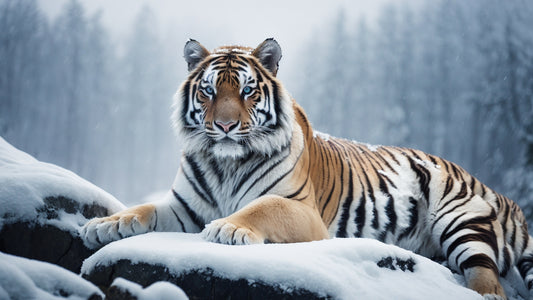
left=1, top=0, right=533, bottom=222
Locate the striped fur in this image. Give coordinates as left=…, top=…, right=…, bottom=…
left=81, top=39, right=533, bottom=299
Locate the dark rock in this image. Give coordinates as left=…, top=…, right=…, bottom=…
left=84, top=259, right=330, bottom=300
left=377, top=256, right=416, bottom=272
left=0, top=196, right=112, bottom=273
left=42, top=196, right=111, bottom=219
left=106, top=285, right=138, bottom=300
left=0, top=222, right=94, bottom=273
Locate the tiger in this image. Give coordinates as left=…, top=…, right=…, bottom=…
left=81, top=38, right=533, bottom=299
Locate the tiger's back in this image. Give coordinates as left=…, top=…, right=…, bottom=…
left=295, top=103, right=533, bottom=296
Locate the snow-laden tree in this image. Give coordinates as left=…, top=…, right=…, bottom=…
left=0, top=0, right=48, bottom=152
left=113, top=5, right=179, bottom=202
left=373, top=4, right=408, bottom=146
left=296, top=0, right=533, bottom=224
left=497, top=0, right=533, bottom=222
left=50, top=0, right=89, bottom=171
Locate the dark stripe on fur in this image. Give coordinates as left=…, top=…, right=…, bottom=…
left=398, top=197, right=418, bottom=241
left=153, top=210, right=158, bottom=231
left=438, top=211, right=469, bottom=245
left=354, top=194, right=366, bottom=238
left=460, top=253, right=498, bottom=274
left=181, top=81, right=191, bottom=125
left=406, top=156, right=431, bottom=202
left=185, top=155, right=217, bottom=207
left=322, top=141, right=344, bottom=214
left=446, top=231, right=497, bottom=261
left=258, top=147, right=304, bottom=197
left=431, top=197, right=472, bottom=232
left=380, top=176, right=397, bottom=239
left=362, top=171, right=379, bottom=230
left=172, top=189, right=205, bottom=229
left=441, top=177, right=454, bottom=201
left=170, top=205, right=186, bottom=232
left=286, top=174, right=310, bottom=199
left=518, top=255, right=533, bottom=279
left=239, top=146, right=291, bottom=201
left=182, top=170, right=215, bottom=207
left=502, top=247, right=511, bottom=276
left=454, top=248, right=469, bottom=269
left=381, top=147, right=400, bottom=166
left=441, top=212, right=497, bottom=247
left=336, top=168, right=354, bottom=238
left=232, top=153, right=276, bottom=197
left=449, top=182, right=468, bottom=202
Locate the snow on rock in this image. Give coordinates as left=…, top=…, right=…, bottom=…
left=0, top=137, right=125, bottom=231
left=0, top=137, right=126, bottom=272
left=0, top=252, right=103, bottom=300
left=107, top=278, right=188, bottom=300
left=82, top=232, right=483, bottom=300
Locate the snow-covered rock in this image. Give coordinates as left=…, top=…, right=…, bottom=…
left=82, top=232, right=484, bottom=300
left=0, top=137, right=125, bottom=272
left=0, top=137, right=528, bottom=299
left=0, top=252, right=103, bottom=300
left=107, top=278, right=188, bottom=300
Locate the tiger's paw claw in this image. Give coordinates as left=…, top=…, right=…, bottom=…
left=80, top=214, right=150, bottom=248
left=201, top=219, right=263, bottom=245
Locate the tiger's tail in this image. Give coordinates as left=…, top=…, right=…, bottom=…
left=517, top=235, right=533, bottom=295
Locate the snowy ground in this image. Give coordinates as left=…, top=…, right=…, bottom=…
left=83, top=232, right=485, bottom=300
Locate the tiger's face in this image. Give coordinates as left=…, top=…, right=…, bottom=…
left=173, top=39, right=294, bottom=159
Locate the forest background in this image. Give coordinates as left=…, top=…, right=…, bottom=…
left=1, top=0, right=532, bottom=223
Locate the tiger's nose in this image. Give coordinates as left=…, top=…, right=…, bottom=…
left=215, top=120, right=238, bottom=133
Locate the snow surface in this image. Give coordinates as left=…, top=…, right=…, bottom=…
left=0, top=252, right=103, bottom=300
left=83, top=232, right=484, bottom=300
left=313, top=130, right=383, bottom=152
left=313, top=130, right=331, bottom=142
left=111, top=277, right=188, bottom=300
left=0, top=137, right=125, bottom=232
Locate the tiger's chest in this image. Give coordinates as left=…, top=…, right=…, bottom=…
left=174, top=149, right=298, bottom=219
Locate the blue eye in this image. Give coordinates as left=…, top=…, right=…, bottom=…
left=243, top=86, right=253, bottom=95
left=205, top=86, right=214, bottom=95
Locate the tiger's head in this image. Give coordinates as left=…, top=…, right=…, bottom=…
left=173, top=38, right=294, bottom=159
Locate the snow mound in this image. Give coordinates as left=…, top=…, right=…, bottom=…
left=0, top=252, right=103, bottom=300
left=82, top=232, right=483, bottom=300
left=0, top=137, right=125, bottom=233
left=0, top=137, right=128, bottom=272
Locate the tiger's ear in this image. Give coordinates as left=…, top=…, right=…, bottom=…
left=184, top=39, right=210, bottom=72
left=252, top=38, right=282, bottom=76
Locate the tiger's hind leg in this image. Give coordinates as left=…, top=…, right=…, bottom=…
left=517, top=235, right=533, bottom=298
left=431, top=195, right=506, bottom=299
left=465, top=265, right=505, bottom=299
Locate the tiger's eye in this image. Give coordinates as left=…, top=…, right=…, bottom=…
left=205, top=86, right=214, bottom=95
left=243, top=86, right=252, bottom=95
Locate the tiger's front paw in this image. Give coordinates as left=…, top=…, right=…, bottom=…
left=80, top=204, right=156, bottom=248
left=201, top=219, right=264, bottom=245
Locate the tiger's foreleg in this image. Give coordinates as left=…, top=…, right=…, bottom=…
left=81, top=191, right=204, bottom=248
left=202, top=195, right=329, bottom=245
left=431, top=195, right=506, bottom=299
